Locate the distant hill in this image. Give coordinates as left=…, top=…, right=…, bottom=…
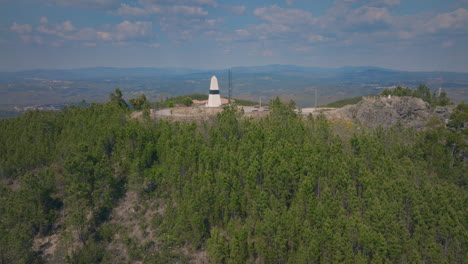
left=0, top=65, right=466, bottom=109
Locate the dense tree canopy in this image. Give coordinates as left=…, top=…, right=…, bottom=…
left=0, top=96, right=466, bottom=263
left=109, top=88, right=128, bottom=108
left=129, top=94, right=149, bottom=110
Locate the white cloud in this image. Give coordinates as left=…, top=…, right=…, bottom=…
left=37, top=20, right=75, bottom=37
left=314, top=1, right=397, bottom=34
left=382, top=0, right=400, bottom=6
left=112, top=41, right=128, bottom=46
left=117, top=4, right=148, bottom=17
left=358, top=7, right=391, bottom=24
left=262, top=50, right=273, bottom=56
left=189, top=0, right=217, bottom=6
left=114, top=0, right=215, bottom=41
left=426, top=8, right=468, bottom=33
left=67, top=28, right=97, bottom=41
left=308, top=34, right=329, bottom=43
left=254, top=5, right=316, bottom=25
left=386, top=8, right=468, bottom=39
left=344, top=6, right=393, bottom=29
left=218, top=5, right=319, bottom=44
left=217, top=1, right=468, bottom=59
left=293, top=45, right=313, bottom=52
left=112, top=0, right=222, bottom=41
left=113, top=21, right=153, bottom=41
left=343, top=0, right=399, bottom=7
left=62, top=21, right=75, bottom=31
left=224, top=4, right=246, bottom=15
left=138, top=0, right=217, bottom=8
left=66, top=21, right=154, bottom=42
left=11, top=22, right=32, bottom=34
left=50, top=40, right=64, bottom=47
left=161, top=17, right=220, bottom=42
left=397, top=31, right=413, bottom=39
left=21, top=0, right=467, bottom=55
left=235, top=29, right=250, bottom=37
left=145, top=43, right=160, bottom=48
left=96, top=31, right=112, bottom=41
left=34, top=19, right=155, bottom=45
left=20, top=35, right=44, bottom=45
left=166, top=5, right=208, bottom=16
left=47, top=0, right=118, bottom=9
left=441, top=40, right=454, bottom=48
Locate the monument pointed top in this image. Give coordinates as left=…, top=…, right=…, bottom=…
left=210, top=75, right=219, bottom=91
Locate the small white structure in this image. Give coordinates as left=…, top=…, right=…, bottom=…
left=207, top=75, right=222, bottom=107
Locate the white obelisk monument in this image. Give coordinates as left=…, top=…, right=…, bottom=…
left=207, top=76, right=222, bottom=107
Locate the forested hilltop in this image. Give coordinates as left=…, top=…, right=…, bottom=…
left=0, top=93, right=467, bottom=263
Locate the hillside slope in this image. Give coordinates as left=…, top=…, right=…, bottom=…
left=0, top=100, right=466, bottom=263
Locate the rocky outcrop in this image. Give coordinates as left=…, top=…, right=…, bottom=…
left=326, top=96, right=455, bottom=130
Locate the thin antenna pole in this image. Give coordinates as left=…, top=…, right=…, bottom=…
left=228, top=69, right=232, bottom=104
left=315, top=88, right=318, bottom=109
left=439, top=75, right=443, bottom=97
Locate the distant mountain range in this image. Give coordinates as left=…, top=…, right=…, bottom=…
left=0, top=65, right=467, bottom=109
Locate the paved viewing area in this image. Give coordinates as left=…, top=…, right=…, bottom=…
left=152, top=106, right=332, bottom=117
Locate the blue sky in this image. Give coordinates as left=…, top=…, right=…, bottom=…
left=0, top=0, right=467, bottom=71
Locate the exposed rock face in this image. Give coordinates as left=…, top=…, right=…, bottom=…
left=327, top=96, right=455, bottom=130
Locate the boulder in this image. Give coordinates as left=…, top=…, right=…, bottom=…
left=327, top=96, right=454, bottom=130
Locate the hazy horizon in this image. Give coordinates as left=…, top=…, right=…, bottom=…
left=1, top=64, right=468, bottom=74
